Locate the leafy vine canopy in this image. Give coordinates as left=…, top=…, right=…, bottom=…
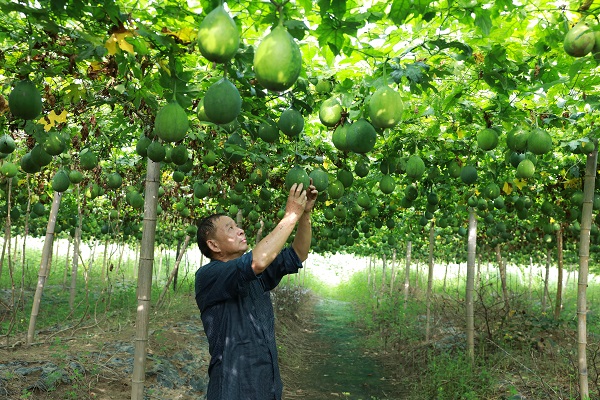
left=0, top=0, right=599, bottom=256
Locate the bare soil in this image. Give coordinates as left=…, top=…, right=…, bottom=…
left=0, top=293, right=209, bottom=400
left=1, top=286, right=591, bottom=400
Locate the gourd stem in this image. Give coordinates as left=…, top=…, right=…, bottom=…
left=271, top=0, right=289, bottom=26
left=383, top=56, right=393, bottom=85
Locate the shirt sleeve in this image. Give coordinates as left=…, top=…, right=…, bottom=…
left=257, top=246, right=303, bottom=291
left=195, top=252, right=257, bottom=312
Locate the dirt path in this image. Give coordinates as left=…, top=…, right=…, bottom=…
left=284, top=298, right=406, bottom=400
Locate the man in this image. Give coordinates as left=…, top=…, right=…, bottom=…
left=195, top=181, right=317, bottom=400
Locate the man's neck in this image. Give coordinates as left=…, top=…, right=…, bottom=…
left=212, top=251, right=245, bottom=263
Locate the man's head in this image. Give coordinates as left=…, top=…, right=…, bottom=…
left=197, top=213, right=248, bottom=261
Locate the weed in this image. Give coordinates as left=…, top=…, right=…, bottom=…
left=425, top=352, right=493, bottom=399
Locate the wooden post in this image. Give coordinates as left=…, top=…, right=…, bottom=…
left=554, top=225, right=564, bottom=320
left=27, top=191, right=62, bottom=345
left=576, top=142, right=597, bottom=399
left=466, top=208, right=477, bottom=364
left=131, top=159, right=161, bottom=400
left=426, top=222, right=435, bottom=342
left=403, top=240, right=412, bottom=311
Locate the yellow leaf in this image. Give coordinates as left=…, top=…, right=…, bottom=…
left=502, top=181, right=513, bottom=195
left=116, top=32, right=134, bottom=54
left=564, top=178, right=581, bottom=189
left=53, top=110, right=67, bottom=124
left=514, top=179, right=527, bottom=190
left=38, top=110, right=68, bottom=132
left=325, top=200, right=333, bottom=206
left=38, top=116, right=52, bottom=132
left=105, top=34, right=118, bottom=55
left=105, top=32, right=134, bottom=55
left=172, top=27, right=197, bottom=43
left=457, top=129, right=465, bottom=139
left=323, top=159, right=329, bottom=170
left=89, top=61, right=102, bottom=71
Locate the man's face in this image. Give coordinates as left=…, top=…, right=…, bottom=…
left=209, top=215, right=247, bottom=260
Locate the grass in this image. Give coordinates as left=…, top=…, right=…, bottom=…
left=2, top=236, right=600, bottom=399
left=0, top=236, right=196, bottom=341
left=312, top=259, right=600, bottom=399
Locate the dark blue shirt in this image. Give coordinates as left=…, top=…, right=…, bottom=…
left=195, top=247, right=303, bottom=400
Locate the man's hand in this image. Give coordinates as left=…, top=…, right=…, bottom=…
left=305, top=179, right=318, bottom=212
left=284, top=183, right=307, bottom=219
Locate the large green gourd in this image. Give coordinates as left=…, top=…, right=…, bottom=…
left=198, top=5, right=240, bottom=63
left=254, top=25, right=302, bottom=92
left=154, top=101, right=189, bottom=143
left=9, top=80, right=43, bottom=120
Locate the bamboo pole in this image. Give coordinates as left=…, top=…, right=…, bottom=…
left=236, top=208, right=243, bottom=228
left=466, top=208, right=477, bottom=364
left=50, top=235, right=59, bottom=278
left=12, top=233, right=18, bottom=263
left=70, top=185, right=83, bottom=311
left=443, top=261, right=448, bottom=293
left=63, top=238, right=71, bottom=288
left=27, top=191, right=62, bottom=345
left=425, top=222, right=435, bottom=342
left=542, top=248, right=550, bottom=312
left=496, top=244, right=510, bottom=312
left=131, top=159, right=160, bottom=400
left=21, top=175, right=31, bottom=289
left=403, top=240, right=412, bottom=311
left=172, top=240, right=181, bottom=292
left=157, top=235, right=190, bottom=308
left=476, top=253, right=481, bottom=289
left=554, top=225, right=564, bottom=320
left=390, top=248, right=396, bottom=294
left=528, top=256, right=533, bottom=303
left=102, top=237, right=109, bottom=282
left=0, top=177, right=12, bottom=285
left=577, top=143, right=597, bottom=400
left=381, top=252, right=387, bottom=289
left=367, top=256, right=371, bottom=290
left=371, top=255, right=376, bottom=293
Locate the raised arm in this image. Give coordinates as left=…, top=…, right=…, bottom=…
left=251, top=183, right=307, bottom=274
left=292, top=180, right=318, bottom=261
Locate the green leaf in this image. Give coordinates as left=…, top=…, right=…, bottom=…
left=315, top=17, right=346, bottom=56
left=389, top=0, right=412, bottom=25
left=443, top=88, right=464, bottom=112
left=389, top=0, right=429, bottom=25
left=318, top=0, right=347, bottom=16
left=129, top=36, right=150, bottom=56
left=426, top=39, right=473, bottom=58
left=405, top=62, right=429, bottom=83
left=474, top=9, right=493, bottom=36
left=568, top=58, right=588, bottom=80
left=285, top=19, right=309, bottom=41
left=200, top=0, right=220, bottom=13
left=50, top=0, right=68, bottom=13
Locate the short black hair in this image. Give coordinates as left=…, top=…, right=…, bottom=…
left=197, top=213, right=225, bottom=259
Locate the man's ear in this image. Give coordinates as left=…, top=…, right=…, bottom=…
left=207, top=239, right=220, bottom=254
